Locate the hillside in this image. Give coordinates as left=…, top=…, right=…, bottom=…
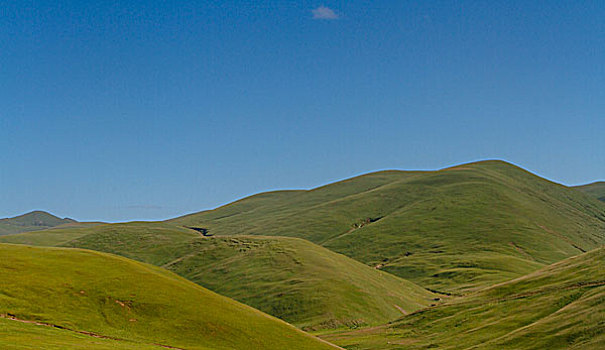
left=0, top=220, right=104, bottom=247
left=61, top=228, right=436, bottom=330
left=321, top=247, right=605, bottom=349
left=0, top=222, right=199, bottom=260
left=0, top=243, right=337, bottom=350
left=2, top=160, right=603, bottom=331
left=0, top=211, right=77, bottom=236
left=574, top=181, right=605, bottom=202
left=1, top=318, right=164, bottom=350
left=170, top=160, right=605, bottom=293
left=0, top=222, right=436, bottom=330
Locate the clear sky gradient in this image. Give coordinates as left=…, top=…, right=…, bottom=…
left=2, top=1, right=604, bottom=222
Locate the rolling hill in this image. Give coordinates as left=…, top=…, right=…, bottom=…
left=169, top=160, right=605, bottom=293
left=62, top=230, right=437, bottom=330
left=0, top=211, right=78, bottom=236
left=0, top=223, right=437, bottom=330
left=0, top=243, right=338, bottom=350
left=2, top=160, right=602, bottom=337
left=575, top=181, right=605, bottom=202
left=320, top=247, right=605, bottom=349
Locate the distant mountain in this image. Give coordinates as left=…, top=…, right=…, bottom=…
left=170, top=160, right=605, bottom=293
left=0, top=210, right=76, bottom=236
left=0, top=243, right=337, bottom=350
left=321, top=247, right=605, bottom=349
left=574, top=181, right=605, bottom=202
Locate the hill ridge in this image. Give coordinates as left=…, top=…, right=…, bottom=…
left=169, top=160, right=605, bottom=293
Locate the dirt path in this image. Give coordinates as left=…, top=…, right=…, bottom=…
left=393, top=304, right=408, bottom=315
left=161, top=252, right=197, bottom=269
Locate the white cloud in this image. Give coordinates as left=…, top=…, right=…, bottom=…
left=312, top=6, right=339, bottom=20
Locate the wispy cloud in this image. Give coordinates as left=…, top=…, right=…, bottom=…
left=312, top=6, right=339, bottom=20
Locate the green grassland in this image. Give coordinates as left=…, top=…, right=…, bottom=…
left=0, top=221, right=190, bottom=249
left=0, top=243, right=338, bottom=349
left=1, top=160, right=603, bottom=330
left=1, top=223, right=436, bottom=330
left=320, top=247, right=605, bottom=349
left=170, top=160, right=605, bottom=293
left=1, top=160, right=603, bottom=347
left=0, top=318, right=164, bottom=350
left=162, top=236, right=436, bottom=330
left=0, top=211, right=79, bottom=236
left=575, top=181, right=605, bottom=202
left=63, top=230, right=436, bottom=330
left=0, top=221, right=103, bottom=246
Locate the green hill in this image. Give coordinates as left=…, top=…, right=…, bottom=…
left=63, top=229, right=436, bottom=330
left=2, top=160, right=602, bottom=333
left=1, top=222, right=436, bottom=330
left=321, top=247, right=605, bottom=349
left=170, top=160, right=605, bottom=293
left=574, top=181, right=605, bottom=202
left=0, top=243, right=337, bottom=350
left=0, top=210, right=77, bottom=236
left=0, top=220, right=103, bottom=247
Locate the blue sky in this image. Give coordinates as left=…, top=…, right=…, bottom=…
left=1, top=1, right=604, bottom=222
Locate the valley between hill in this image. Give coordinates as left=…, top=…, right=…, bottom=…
left=319, top=248, right=605, bottom=349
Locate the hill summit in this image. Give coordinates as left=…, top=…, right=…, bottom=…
left=0, top=210, right=76, bottom=236
left=171, top=160, right=605, bottom=293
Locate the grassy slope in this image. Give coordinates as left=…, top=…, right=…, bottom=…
left=0, top=221, right=103, bottom=246
left=320, top=247, right=605, bottom=349
left=1, top=223, right=436, bottom=330
left=0, top=243, right=337, bottom=350
left=0, top=318, right=163, bottom=350
left=2, top=160, right=602, bottom=330
left=0, top=211, right=78, bottom=236
left=170, top=160, right=605, bottom=293
left=574, top=181, right=605, bottom=202
left=67, top=229, right=436, bottom=329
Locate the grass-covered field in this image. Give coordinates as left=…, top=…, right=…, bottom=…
left=575, top=181, right=605, bottom=202
left=320, top=247, right=605, bottom=349
left=0, top=243, right=338, bottom=350
left=0, top=318, right=164, bottom=350
left=171, top=160, right=605, bottom=293
left=0, top=221, right=192, bottom=250
left=1, top=223, right=436, bottom=330
left=162, top=236, right=436, bottom=330
left=65, top=230, right=437, bottom=329
left=1, top=160, right=603, bottom=348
